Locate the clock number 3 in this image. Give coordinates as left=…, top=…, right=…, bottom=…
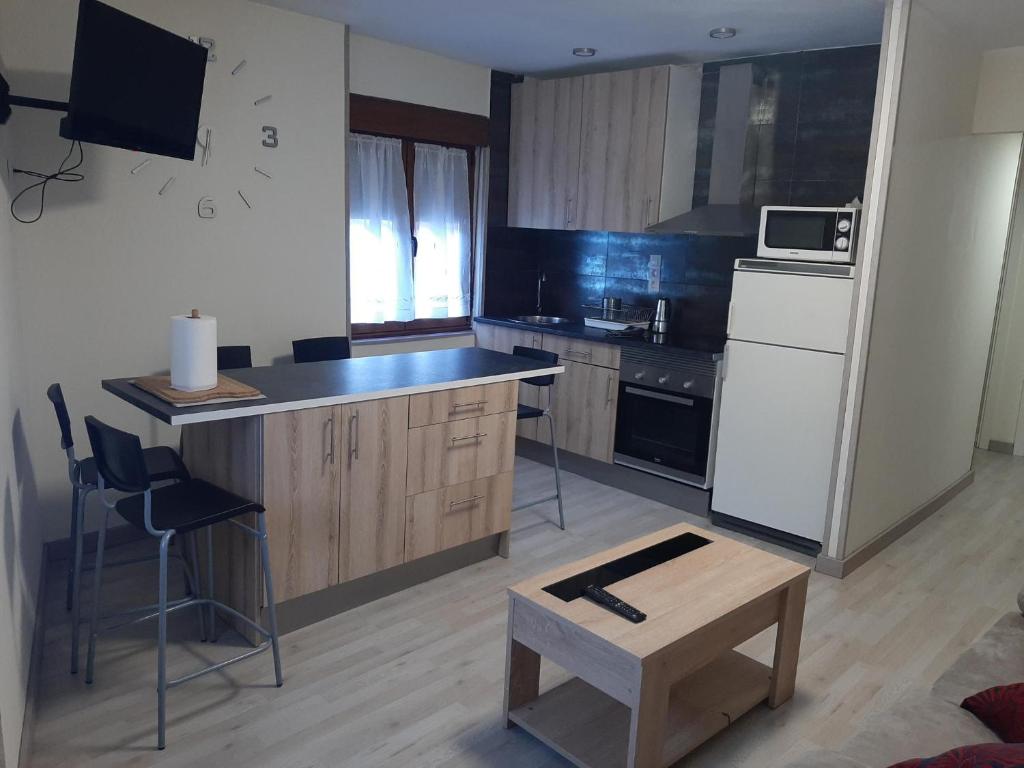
left=262, top=126, right=279, bottom=149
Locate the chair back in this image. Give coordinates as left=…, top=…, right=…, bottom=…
left=292, top=336, right=351, bottom=364
left=84, top=416, right=151, bottom=493
left=46, top=383, right=75, bottom=451
left=512, top=346, right=559, bottom=387
left=217, top=345, right=253, bottom=371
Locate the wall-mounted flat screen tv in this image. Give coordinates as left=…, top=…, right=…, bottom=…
left=59, top=0, right=208, bottom=161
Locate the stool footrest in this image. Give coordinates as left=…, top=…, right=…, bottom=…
left=168, top=640, right=273, bottom=688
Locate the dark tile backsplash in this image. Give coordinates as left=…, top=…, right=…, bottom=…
left=484, top=227, right=757, bottom=341
left=693, top=45, right=880, bottom=208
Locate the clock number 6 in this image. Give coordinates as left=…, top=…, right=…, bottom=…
left=262, top=126, right=279, bottom=149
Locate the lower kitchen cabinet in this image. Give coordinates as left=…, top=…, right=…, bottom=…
left=338, top=397, right=409, bottom=582
left=263, top=406, right=342, bottom=601
left=406, top=411, right=518, bottom=495
left=405, top=472, right=514, bottom=561
left=550, top=359, right=619, bottom=463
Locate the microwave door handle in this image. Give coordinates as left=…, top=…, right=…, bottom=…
left=624, top=386, right=695, bottom=407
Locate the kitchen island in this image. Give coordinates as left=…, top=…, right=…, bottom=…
left=103, top=347, right=563, bottom=632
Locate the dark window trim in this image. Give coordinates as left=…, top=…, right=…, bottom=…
left=349, top=95, right=485, bottom=341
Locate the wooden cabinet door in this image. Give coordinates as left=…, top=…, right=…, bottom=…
left=262, top=407, right=341, bottom=601
left=509, top=76, right=584, bottom=229
left=577, top=66, right=670, bottom=233
left=338, top=396, right=409, bottom=582
left=550, top=361, right=619, bottom=462
left=475, top=323, right=542, bottom=355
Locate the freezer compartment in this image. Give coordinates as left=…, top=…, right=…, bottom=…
left=728, top=268, right=854, bottom=353
left=712, top=340, right=845, bottom=542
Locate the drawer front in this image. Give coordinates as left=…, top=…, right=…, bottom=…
left=406, top=412, right=517, bottom=495
left=405, top=472, right=514, bottom=561
left=409, top=381, right=518, bottom=428
left=542, top=334, right=620, bottom=370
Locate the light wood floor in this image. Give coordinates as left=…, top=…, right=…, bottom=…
left=26, top=451, right=1024, bottom=768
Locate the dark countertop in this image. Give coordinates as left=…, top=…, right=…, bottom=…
left=103, top=347, right=564, bottom=426
left=474, top=316, right=725, bottom=360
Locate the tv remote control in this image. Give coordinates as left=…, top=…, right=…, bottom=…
left=583, top=585, right=646, bottom=623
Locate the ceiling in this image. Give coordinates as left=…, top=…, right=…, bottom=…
left=254, top=0, right=886, bottom=76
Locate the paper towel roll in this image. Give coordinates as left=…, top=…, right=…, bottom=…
left=170, top=310, right=218, bottom=392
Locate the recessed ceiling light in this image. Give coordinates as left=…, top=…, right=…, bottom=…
left=572, top=47, right=597, bottom=57
left=709, top=27, right=737, bottom=39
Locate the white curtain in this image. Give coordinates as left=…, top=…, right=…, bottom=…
left=472, top=147, right=490, bottom=318
left=413, top=143, right=471, bottom=319
left=348, top=134, right=414, bottom=323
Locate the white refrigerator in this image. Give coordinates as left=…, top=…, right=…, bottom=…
left=712, top=260, right=855, bottom=543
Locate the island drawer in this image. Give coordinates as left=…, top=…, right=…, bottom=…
left=542, top=335, right=620, bottom=370
left=409, top=381, right=518, bottom=428
left=406, top=411, right=517, bottom=495
left=404, top=472, right=513, bottom=561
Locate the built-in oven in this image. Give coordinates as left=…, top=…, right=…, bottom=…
left=613, top=349, right=722, bottom=489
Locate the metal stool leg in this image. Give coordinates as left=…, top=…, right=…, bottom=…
left=65, top=485, right=80, bottom=611
left=206, top=526, right=215, bottom=642
left=85, top=506, right=109, bottom=685
left=256, top=512, right=283, bottom=687
left=157, top=531, right=172, bottom=750
left=546, top=413, right=566, bottom=530
left=184, top=532, right=207, bottom=642
left=70, top=487, right=90, bottom=673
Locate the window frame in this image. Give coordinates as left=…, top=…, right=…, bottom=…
left=348, top=95, right=489, bottom=340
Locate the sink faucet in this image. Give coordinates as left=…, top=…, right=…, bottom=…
left=536, top=271, right=546, bottom=314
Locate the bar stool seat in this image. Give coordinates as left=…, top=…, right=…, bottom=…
left=76, top=446, right=188, bottom=487
left=516, top=403, right=546, bottom=420
left=116, top=480, right=261, bottom=535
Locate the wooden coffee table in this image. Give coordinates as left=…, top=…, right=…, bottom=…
left=502, top=523, right=811, bottom=768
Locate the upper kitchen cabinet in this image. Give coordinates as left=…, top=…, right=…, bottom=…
left=509, top=76, right=584, bottom=230
left=509, top=64, right=701, bottom=234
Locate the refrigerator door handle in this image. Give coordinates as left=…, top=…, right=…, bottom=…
left=726, top=303, right=735, bottom=337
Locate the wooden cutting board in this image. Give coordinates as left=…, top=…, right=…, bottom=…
left=132, top=374, right=265, bottom=407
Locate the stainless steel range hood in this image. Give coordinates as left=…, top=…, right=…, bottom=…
left=647, top=63, right=760, bottom=237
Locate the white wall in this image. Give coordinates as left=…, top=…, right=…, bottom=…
left=973, top=46, right=1024, bottom=134
left=2, top=0, right=347, bottom=542
left=349, top=33, right=491, bottom=116
left=841, top=0, right=1022, bottom=555
left=0, top=75, right=44, bottom=768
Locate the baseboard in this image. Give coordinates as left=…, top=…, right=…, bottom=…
left=46, top=522, right=146, bottom=563
left=18, top=543, right=49, bottom=768
left=815, top=469, right=974, bottom=579
left=987, top=440, right=1015, bottom=455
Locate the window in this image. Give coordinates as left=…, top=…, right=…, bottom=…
left=348, top=134, right=475, bottom=338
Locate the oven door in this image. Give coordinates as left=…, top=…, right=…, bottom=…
left=614, top=383, right=713, bottom=487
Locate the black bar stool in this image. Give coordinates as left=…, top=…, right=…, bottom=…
left=511, top=346, right=565, bottom=530
left=292, top=335, right=351, bottom=363
left=45, top=383, right=193, bottom=674
left=216, top=345, right=253, bottom=370
left=83, top=416, right=283, bottom=750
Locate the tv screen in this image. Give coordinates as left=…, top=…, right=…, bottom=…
left=59, top=0, right=207, bottom=161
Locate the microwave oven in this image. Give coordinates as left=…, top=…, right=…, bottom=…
left=757, top=206, right=859, bottom=263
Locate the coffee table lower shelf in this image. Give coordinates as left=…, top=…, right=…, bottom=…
left=508, top=650, right=772, bottom=768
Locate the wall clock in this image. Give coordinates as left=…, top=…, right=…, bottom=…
left=129, top=36, right=278, bottom=218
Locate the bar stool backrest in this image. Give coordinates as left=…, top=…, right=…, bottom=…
left=512, top=346, right=559, bottom=388
left=292, top=336, right=351, bottom=364
left=46, top=383, right=75, bottom=451
left=217, top=345, right=253, bottom=371
left=84, top=416, right=152, bottom=494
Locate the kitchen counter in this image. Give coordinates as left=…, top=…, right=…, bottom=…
left=473, top=316, right=724, bottom=360
left=103, top=347, right=563, bottom=426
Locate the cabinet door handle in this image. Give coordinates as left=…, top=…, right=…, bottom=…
left=349, top=412, right=359, bottom=463
left=606, top=376, right=614, bottom=405
left=566, top=195, right=574, bottom=226
left=450, top=400, right=488, bottom=413
left=449, top=494, right=486, bottom=510
left=325, top=415, right=335, bottom=465
left=450, top=432, right=487, bottom=446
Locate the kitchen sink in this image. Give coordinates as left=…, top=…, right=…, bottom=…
left=509, top=315, right=574, bottom=325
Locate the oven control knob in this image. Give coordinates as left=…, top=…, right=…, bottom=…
left=658, top=375, right=670, bottom=385
left=837, top=218, right=852, bottom=234
left=633, top=371, right=645, bottom=381
left=683, top=379, right=694, bottom=389
left=835, top=236, right=850, bottom=251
